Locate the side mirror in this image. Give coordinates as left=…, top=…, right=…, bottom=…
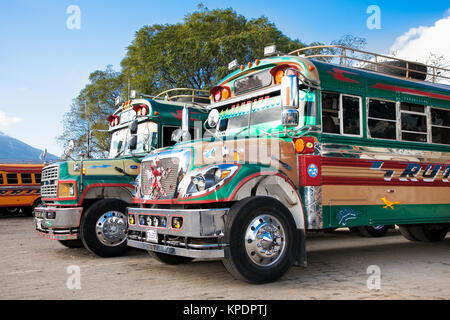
left=129, top=135, right=138, bottom=150
left=64, top=140, right=75, bottom=158
left=171, top=128, right=183, bottom=143
left=129, top=120, right=138, bottom=135
left=281, top=73, right=299, bottom=109
left=39, top=149, right=47, bottom=161
left=281, top=107, right=300, bottom=127
left=207, top=109, right=220, bottom=128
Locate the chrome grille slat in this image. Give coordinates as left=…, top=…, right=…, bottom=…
left=41, top=165, right=59, bottom=198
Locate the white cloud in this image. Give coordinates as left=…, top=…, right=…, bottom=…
left=390, top=9, right=450, bottom=64
left=0, top=111, right=23, bottom=128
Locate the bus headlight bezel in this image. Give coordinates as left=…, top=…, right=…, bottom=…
left=184, top=164, right=238, bottom=197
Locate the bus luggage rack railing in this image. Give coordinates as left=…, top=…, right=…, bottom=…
left=154, top=88, right=210, bottom=104
left=289, top=45, right=450, bottom=84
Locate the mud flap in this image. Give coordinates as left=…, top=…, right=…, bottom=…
left=294, top=229, right=307, bottom=267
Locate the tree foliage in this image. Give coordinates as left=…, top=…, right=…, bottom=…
left=57, top=66, right=124, bottom=157
left=120, top=8, right=306, bottom=95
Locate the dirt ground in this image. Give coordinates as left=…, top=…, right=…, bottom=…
left=0, top=215, right=449, bottom=300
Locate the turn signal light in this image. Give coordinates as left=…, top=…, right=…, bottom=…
left=294, top=137, right=315, bottom=154
left=295, top=138, right=305, bottom=153
left=210, top=86, right=231, bottom=102
left=107, top=115, right=120, bottom=127
left=275, top=69, right=285, bottom=84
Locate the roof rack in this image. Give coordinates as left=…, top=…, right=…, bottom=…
left=153, top=88, right=210, bottom=104
left=289, top=45, right=450, bottom=84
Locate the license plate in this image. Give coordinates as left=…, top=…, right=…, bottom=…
left=36, top=219, right=42, bottom=230
left=146, top=229, right=158, bottom=243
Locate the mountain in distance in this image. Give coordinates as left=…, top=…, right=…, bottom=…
left=0, top=131, right=59, bottom=163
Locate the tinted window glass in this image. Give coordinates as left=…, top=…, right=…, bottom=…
left=234, top=70, right=272, bottom=95
left=401, top=114, right=427, bottom=133
left=368, top=99, right=396, bottom=120
left=431, top=108, right=450, bottom=144
left=6, top=174, right=18, bottom=184
left=35, top=174, right=41, bottom=184
left=402, top=132, right=427, bottom=142
left=321, top=92, right=340, bottom=134
left=431, top=127, right=450, bottom=144
left=400, top=102, right=424, bottom=113
left=21, top=173, right=32, bottom=184
left=342, top=96, right=360, bottom=135
left=431, top=108, right=450, bottom=126
left=0, top=175, right=3, bottom=184
left=368, top=119, right=397, bottom=140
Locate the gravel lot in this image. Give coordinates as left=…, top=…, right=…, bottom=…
left=1, top=215, right=449, bottom=300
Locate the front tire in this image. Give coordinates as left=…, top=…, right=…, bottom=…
left=222, top=196, right=300, bottom=284
left=148, top=251, right=194, bottom=265
left=80, top=199, right=129, bottom=257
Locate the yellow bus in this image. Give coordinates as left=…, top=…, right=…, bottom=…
left=0, top=164, right=44, bottom=215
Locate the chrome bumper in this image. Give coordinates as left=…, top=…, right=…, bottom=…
left=127, top=207, right=229, bottom=259
left=34, top=206, right=83, bottom=240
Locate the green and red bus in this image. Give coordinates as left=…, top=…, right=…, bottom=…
left=126, top=46, right=450, bottom=283
left=34, top=89, right=207, bottom=257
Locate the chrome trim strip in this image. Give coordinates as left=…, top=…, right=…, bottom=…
left=127, top=239, right=225, bottom=259
left=321, top=143, right=450, bottom=163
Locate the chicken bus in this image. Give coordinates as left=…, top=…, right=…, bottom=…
left=126, top=45, right=450, bottom=283
left=0, top=163, right=44, bottom=215
left=34, top=89, right=208, bottom=257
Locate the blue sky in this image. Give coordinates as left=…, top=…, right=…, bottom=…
left=0, top=0, right=449, bottom=156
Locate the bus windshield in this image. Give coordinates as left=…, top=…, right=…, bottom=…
left=109, top=122, right=158, bottom=158
left=217, top=90, right=317, bottom=136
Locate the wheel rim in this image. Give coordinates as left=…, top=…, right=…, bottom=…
left=244, top=214, right=286, bottom=267
left=95, top=211, right=127, bottom=246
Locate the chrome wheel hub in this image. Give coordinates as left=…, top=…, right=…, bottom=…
left=244, top=215, right=286, bottom=267
left=95, top=211, right=127, bottom=246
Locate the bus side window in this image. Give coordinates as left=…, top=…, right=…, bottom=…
left=7, top=174, right=18, bottom=184
left=35, top=174, right=41, bottom=184
left=0, top=174, right=3, bottom=184
left=400, top=102, right=427, bottom=142
left=162, top=126, right=197, bottom=147
left=368, top=99, right=397, bottom=140
left=430, top=107, right=450, bottom=145
left=21, top=173, right=32, bottom=184
left=321, top=92, right=340, bottom=134
left=342, top=95, right=361, bottom=135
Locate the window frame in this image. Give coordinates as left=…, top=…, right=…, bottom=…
left=429, top=106, right=450, bottom=146
left=366, top=97, right=399, bottom=141
left=399, top=101, right=429, bottom=143
left=320, top=91, right=363, bottom=138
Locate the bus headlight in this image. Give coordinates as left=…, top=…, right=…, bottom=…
left=58, top=182, right=76, bottom=198
left=185, top=164, right=238, bottom=197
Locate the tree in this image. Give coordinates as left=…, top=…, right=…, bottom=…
left=59, top=8, right=309, bottom=153
left=57, top=66, right=124, bottom=157
left=425, top=53, right=450, bottom=84
left=120, top=7, right=306, bottom=95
